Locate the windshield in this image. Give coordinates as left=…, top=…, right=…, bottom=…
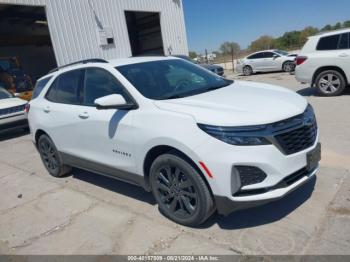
left=0, top=58, right=16, bottom=72
left=0, top=88, right=14, bottom=99
left=116, top=59, right=233, bottom=100
left=274, top=50, right=289, bottom=56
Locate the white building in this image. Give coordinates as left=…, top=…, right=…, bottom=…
left=0, top=0, right=188, bottom=80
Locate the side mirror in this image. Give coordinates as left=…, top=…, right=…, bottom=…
left=14, top=93, right=21, bottom=97
left=273, top=55, right=280, bottom=60
left=94, top=94, right=137, bottom=110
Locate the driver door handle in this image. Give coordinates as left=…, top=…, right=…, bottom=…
left=339, top=53, right=349, bottom=57
left=78, top=112, right=89, bottom=119
left=43, top=106, right=50, bottom=113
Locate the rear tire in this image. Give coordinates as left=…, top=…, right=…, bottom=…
left=150, top=153, right=214, bottom=226
left=315, top=70, right=346, bottom=96
left=243, top=65, right=253, bottom=76
left=37, top=134, right=72, bottom=177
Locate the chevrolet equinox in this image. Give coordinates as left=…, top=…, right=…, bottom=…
left=28, top=57, right=321, bottom=226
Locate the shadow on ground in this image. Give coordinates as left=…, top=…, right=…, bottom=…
left=0, top=129, right=29, bottom=142
left=71, top=168, right=156, bottom=205
left=202, top=176, right=316, bottom=230
left=71, top=168, right=316, bottom=230
left=297, top=86, right=350, bottom=97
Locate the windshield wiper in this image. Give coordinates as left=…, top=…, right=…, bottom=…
left=158, top=94, right=185, bottom=100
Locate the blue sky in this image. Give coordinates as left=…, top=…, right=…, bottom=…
left=183, top=0, right=350, bottom=53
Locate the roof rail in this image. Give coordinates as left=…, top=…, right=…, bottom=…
left=49, top=58, right=108, bottom=73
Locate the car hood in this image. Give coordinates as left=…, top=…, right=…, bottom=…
left=0, top=97, right=27, bottom=110
left=154, top=80, right=307, bottom=126
left=200, top=64, right=223, bottom=70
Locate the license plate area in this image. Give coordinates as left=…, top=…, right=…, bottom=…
left=307, top=143, right=321, bottom=171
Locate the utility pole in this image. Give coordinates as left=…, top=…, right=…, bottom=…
left=205, top=49, right=208, bottom=64
left=231, top=46, right=234, bottom=72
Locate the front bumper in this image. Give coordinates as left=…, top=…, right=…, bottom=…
left=0, top=114, right=28, bottom=132
left=195, top=129, right=320, bottom=215
left=214, top=167, right=317, bottom=215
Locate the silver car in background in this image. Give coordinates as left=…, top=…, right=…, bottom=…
left=236, top=50, right=296, bottom=76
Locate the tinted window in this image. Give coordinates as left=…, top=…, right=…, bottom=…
left=0, top=87, right=14, bottom=99
left=264, top=52, right=276, bottom=58
left=247, top=53, right=264, bottom=59
left=317, top=34, right=340, bottom=50
left=46, top=70, right=83, bottom=104
left=32, top=76, right=52, bottom=100
left=117, top=59, right=232, bottom=100
left=338, top=33, right=349, bottom=49
left=83, top=68, right=127, bottom=106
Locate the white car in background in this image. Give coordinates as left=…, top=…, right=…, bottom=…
left=0, top=87, right=28, bottom=133
left=295, top=29, right=350, bottom=96
left=236, top=50, right=296, bottom=76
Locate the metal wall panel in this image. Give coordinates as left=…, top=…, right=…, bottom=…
left=0, top=0, right=188, bottom=65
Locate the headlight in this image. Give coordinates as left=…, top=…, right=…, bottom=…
left=198, top=124, right=271, bottom=146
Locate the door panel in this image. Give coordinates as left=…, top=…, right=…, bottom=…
left=43, top=69, right=84, bottom=156
left=262, top=52, right=281, bottom=71
left=74, top=67, right=137, bottom=174
left=74, top=106, right=136, bottom=173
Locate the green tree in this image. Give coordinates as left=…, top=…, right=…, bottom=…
left=333, top=22, right=342, bottom=30
left=321, top=24, right=332, bottom=32
left=189, top=51, right=197, bottom=59
left=219, top=41, right=240, bottom=71
left=219, top=42, right=240, bottom=55
left=249, top=35, right=275, bottom=52
left=343, top=20, right=350, bottom=28
left=299, top=26, right=319, bottom=45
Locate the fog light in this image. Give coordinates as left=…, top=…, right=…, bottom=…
left=235, top=166, right=267, bottom=187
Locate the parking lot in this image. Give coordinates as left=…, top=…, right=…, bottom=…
left=0, top=71, right=349, bottom=255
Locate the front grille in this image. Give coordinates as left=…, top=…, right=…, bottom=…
left=275, top=120, right=317, bottom=155
left=235, top=166, right=267, bottom=187
left=0, top=105, right=25, bottom=117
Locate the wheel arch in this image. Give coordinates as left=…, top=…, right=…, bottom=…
left=35, top=129, right=50, bottom=146
left=312, top=66, right=348, bottom=86
left=142, top=145, right=214, bottom=197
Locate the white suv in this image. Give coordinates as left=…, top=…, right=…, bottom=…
left=295, top=29, right=350, bottom=96
left=28, top=57, right=321, bottom=226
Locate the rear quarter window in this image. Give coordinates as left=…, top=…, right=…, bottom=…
left=32, top=76, right=52, bottom=100
left=316, top=34, right=340, bottom=50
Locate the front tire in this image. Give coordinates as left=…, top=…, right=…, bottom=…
left=315, top=70, right=346, bottom=96
left=38, top=134, right=72, bottom=177
left=243, top=65, right=253, bottom=76
left=150, top=153, right=214, bottom=226
left=282, top=61, right=295, bottom=72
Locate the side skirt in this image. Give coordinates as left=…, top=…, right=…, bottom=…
left=60, top=152, right=148, bottom=191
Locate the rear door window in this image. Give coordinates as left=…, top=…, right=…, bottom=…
left=317, top=34, right=341, bottom=50
left=248, top=53, right=264, bottom=59
left=264, top=52, right=275, bottom=58
left=46, top=69, right=84, bottom=104
left=32, top=76, right=52, bottom=100
left=338, top=33, right=349, bottom=49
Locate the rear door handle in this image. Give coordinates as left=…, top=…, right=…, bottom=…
left=43, top=106, right=50, bottom=113
left=78, top=112, right=89, bottom=119
left=339, top=53, right=349, bottom=57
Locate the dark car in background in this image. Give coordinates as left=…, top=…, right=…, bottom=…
left=173, top=55, right=225, bottom=76
left=0, top=57, right=33, bottom=101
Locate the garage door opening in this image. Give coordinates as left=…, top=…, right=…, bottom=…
left=125, top=11, right=164, bottom=56
left=0, top=4, right=57, bottom=97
